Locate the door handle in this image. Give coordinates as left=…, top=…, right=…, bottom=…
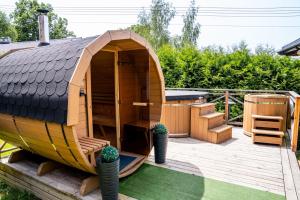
left=132, top=102, right=154, bottom=106
left=133, top=102, right=148, bottom=106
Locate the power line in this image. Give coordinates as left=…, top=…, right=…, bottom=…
left=4, top=8, right=300, bottom=14
left=2, top=4, right=300, bottom=10
left=2, top=5, right=300, bottom=9
left=67, top=21, right=300, bottom=28
left=2, top=9, right=300, bottom=17
left=2, top=5, right=300, bottom=18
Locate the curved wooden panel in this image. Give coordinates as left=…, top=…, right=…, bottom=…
left=0, top=114, right=95, bottom=174
left=0, top=114, right=30, bottom=151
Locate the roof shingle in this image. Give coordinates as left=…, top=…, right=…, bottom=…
left=0, top=36, right=96, bottom=124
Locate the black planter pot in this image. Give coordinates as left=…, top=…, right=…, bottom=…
left=153, top=133, right=168, bottom=164
left=96, top=157, right=119, bottom=200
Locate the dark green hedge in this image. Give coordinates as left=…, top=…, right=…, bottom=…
left=158, top=44, right=300, bottom=93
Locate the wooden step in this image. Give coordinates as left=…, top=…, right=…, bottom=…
left=209, top=124, right=233, bottom=133
left=193, top=103, right=215, bottom=108
left=253, top=120, right=282, bottom=130
left=252, top=114, right=283, bottom=121
left=192, top=103, right=215, bottom=115
left=202, top=112, right=225, bottom=129
left=208, top=124, right=232, bottom=144
left=252, top=129, right=284, bottom=136
left=201, top=112, right=224, bottom=119
left=252, top=129, right=284, bottom=146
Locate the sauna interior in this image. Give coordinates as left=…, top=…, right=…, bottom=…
left=87, top=46, right=157, bottom=160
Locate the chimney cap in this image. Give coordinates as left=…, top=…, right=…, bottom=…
left=37, top=8, right=49, bottom=14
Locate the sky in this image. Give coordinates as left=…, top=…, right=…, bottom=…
left=1, top=0, right=300, bottom=52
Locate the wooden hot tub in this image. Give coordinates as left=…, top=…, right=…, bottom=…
left=160, top=90, right=208, bottom=137
left=243, top=94, right=289, bottom=136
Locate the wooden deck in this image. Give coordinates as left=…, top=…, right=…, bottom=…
left=0, top=127, right=300, bottom=199
left=0, top=156, right=135, bottom=200
left=147, top=127, right=300, bottom=199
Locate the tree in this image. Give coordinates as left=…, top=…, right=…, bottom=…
left=11, top=0, right=74, bottom=42
left=0, top=11, right=17, bottom=41
left=50, top=16, right=74, bottom=39
left=131, top=0, right=175, bottom=50
left=181, top=0, right=200, bottom=46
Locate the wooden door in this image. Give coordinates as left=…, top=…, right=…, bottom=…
left=118, top=50, right=151, bottom=155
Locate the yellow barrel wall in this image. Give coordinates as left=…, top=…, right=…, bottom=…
left=243, top=94, right=289, bottom=136
left=0, top=113, right=95, bottom=174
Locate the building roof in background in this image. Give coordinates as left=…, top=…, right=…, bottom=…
left=0, top=36, right=96, bottom=124
left=278, top=37, right=300, bottom=56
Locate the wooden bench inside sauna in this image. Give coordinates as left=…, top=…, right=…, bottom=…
left=0, top=30, right=164, bottom=189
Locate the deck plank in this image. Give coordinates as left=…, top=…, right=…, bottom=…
left=147, top=127, right=298, bottom=198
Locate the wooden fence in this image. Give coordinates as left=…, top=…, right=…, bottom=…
left=167, top=88, right=300, bottom=152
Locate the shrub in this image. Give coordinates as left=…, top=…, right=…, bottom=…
left=152, top=123, right=168, bottom=135
left=101, top=146, right=119, bottom=163
left=0, top=181, right=38, bottom=200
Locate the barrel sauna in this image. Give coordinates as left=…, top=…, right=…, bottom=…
left=160, top=90, right=208, bottom=137
left=243, top=94, right=289, bottom=136
left=0, top=30, right=165, bottom=177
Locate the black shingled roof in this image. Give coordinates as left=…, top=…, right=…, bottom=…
left=278, top=37, right=300, bottom=56
left=0, top=36, right=96, bottom=124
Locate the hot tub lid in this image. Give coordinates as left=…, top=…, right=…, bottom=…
left=165, top=90, right=208, bottom=101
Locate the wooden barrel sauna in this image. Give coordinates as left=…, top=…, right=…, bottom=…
left=160, top=90, right=208, bottom=137
left=243, top=94, right=289, bottom=136
left=0, top=30, right=165, bottom=177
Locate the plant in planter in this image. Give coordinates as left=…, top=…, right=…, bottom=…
left=96, top=146, right=119, bottom=200
left=152, top=123, right=168, bottom=164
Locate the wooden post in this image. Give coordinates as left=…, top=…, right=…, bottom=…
left=225, top=91, right=229, bottom=123
left=37, top=161, right=61, bottom=176
left=292, top=97, right=300, bottom=152
left=79, top=176, right=99, bottom=196
left=114, top=51, right=121, bottom=150
left=8, top=150, right=27, bottom=163
left=86, top=65, right=93, bottom=138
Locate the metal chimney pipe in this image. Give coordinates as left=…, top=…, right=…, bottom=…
left=37, top=9, right=50, bottom=46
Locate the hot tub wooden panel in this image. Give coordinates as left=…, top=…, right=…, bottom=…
left=243, top=94, right=289, bottom=136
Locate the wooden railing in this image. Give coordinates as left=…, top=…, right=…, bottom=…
left=289, top=91, right=300, bottom=152
left=167, top=88, right=300, bottom=152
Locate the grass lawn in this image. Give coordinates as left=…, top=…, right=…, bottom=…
left=0, top=181, right=38, bottom=200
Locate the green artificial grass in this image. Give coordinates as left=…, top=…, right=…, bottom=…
left=120, top=164, right=285, bottom=200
